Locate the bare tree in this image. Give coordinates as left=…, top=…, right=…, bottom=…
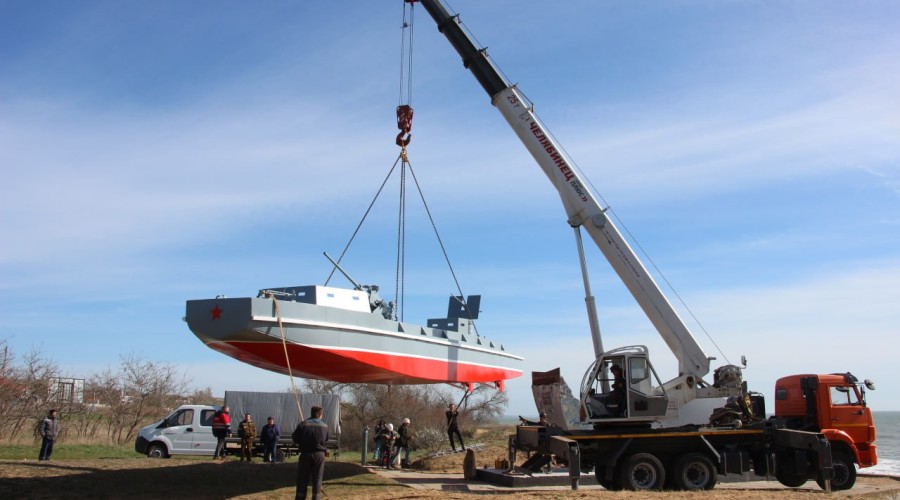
left=0, top=340, right=22, bottom=441
left=13, top=346, right=62, bottom=441
left=184, top=386, right=215, bottom=405
left=88, top=354, right=190, bottom=444
left=298, top=379, right=510, bottom=454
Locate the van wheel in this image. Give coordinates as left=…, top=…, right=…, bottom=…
left=671, top=452, right=717, bottom=490
left=816, top=452, right=856, bottom=491
left=147, top=444, right=168, bottom=459
left=275, top=449, right=286, bottom=463
left=616, top=453, right=665, bottom=491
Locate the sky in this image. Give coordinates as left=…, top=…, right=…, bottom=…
left=1, top=0, right=898, bottom=418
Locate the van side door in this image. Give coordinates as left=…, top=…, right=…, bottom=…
left=192, top=408, right=218, bottom=453
left=164, top=408, right=196, bottom=454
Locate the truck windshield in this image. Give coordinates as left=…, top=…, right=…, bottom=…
left=830, top=386, right=863, bottom=406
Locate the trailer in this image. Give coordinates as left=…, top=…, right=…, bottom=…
left=136, top=391, right=340, bottom=461
left=223, top=391, right=341, bottom=461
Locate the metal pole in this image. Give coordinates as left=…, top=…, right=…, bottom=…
left=573, top=227, right=603, bottom=358
left=361, top=426, right=369, bottom=465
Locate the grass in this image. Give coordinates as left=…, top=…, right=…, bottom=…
left=0, top=443, right=136, bottom=460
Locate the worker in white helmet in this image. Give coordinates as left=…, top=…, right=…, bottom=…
left=379, top=423, right=399, bottom=469
left=394, top=418, right=413, bottom=468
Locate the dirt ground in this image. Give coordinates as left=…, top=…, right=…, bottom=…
left=1, top=457, right=899, bottom=500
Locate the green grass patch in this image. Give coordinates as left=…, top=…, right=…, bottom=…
left=0, top=443, right=135, bottom=460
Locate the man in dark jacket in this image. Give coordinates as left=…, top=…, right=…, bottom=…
left=38, top=409, right=59, bottom=461
left=395, top=418, right=412, bottom=468
left=446, top=403, right=465, bottom=452
left=293, top=406, right=329, bottom=500
left=260, top=416, right=281, bottom=464
left=238, top=413, right=257, bottom=462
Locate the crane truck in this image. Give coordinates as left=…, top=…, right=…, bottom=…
left=412, top=0, right=877, bottom=491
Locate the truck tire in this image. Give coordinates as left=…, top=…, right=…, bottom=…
left=147, top=444, right=168, bottom=459
left=775, top=459, right=808, bottom=488
left=816, top=451, right=856, bottom=491
left=275, top=448, right=286, bottom=463
left=671, top=452, right=717, bottom=490
left=594, top=464, right=619, bottom=490
left=616, top=453, right=665, bottom=491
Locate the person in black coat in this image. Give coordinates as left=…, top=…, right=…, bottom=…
left=260, top=416, right=281, bottom=463
left=293, top=406, right=329, bottom=500
left=445, top=403, right=465, bottom=452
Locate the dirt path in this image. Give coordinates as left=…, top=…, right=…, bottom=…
left=1, top=458, right=898, bottom=499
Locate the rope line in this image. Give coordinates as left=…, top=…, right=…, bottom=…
left=325, top=156, right=402, bottom=286
left=269, top=293, right=305, bottom=421
left=405, top=159, right=479, bottom=337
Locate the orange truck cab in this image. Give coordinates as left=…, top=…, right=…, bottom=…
left=774, top=373, right=877, bottom=490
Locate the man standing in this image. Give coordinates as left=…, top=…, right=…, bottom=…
left=260, top=416, right=281, bottom=464
left=379, top=423, right=398, bottom=469
left=395, top=418, right=412, bottom=468
left=238, top=413, right=257, bottom=462
left=212, top=406, right=231, bottom=460
left=38, top=409, right=59, bottom=461
left=293, top=406, right=329, bottom=500
left=445, top=403, right=465, bottom=452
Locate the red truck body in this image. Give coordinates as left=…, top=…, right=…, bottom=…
left=774, top=373, right=877, bottom=489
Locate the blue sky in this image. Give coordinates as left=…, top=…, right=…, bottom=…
left=1, top=0, right=898, bottom=417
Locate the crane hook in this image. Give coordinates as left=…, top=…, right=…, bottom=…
left=396, top=104, right=414, bottom=147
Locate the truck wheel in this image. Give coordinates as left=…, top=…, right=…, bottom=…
left=147, top=444, right=168, bottom=459
left=816, top=452, right=856, bottom=491
left=671, top=452, right=717, bottom=490
left=775, top=460, right=808, bottom=488
left=594, top=465, right=619, bottom=490
left=275, top=449, right=286, bottom=463
left=616, top=453, right=665, bottom=491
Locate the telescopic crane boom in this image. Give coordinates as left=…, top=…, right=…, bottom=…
left=416, top=0, right=742, bottom=425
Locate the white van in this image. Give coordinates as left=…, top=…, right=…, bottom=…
left=135, top=404, right=219, bottom=458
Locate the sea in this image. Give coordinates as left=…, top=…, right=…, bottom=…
left=868, top=411, right=900, bottom=477
left=500, top=411, right=900, bottom=477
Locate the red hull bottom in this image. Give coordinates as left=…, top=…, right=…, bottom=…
left=207, top=340, right=521, bottom=387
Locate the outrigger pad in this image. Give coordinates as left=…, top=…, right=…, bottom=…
left=520, top=453, right=553, bottom=473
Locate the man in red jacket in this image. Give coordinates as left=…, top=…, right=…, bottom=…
left=212, top=406, right=231, bottom=460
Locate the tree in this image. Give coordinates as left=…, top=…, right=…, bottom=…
left=87, top=354, right=189, bottom=444
left=299, top=378, right=509, bottom=453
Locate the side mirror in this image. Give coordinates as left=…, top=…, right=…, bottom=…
left=864, top=379, right=875, bottom=391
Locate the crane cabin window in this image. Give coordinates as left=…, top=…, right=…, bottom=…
left=628, top=357, right=659, bottom=396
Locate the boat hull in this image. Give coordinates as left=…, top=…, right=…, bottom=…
left=185, top=297, right=523, bottom=385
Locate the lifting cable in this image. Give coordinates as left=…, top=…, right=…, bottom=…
left=403, top=159, right=480, bottom=337
left=395, top=1, right=416, bottom=149
left=394, top=1, right=477, bottom=329
left=328, top=0, right=478, bottom=332
left=552, top=126, right=733, bottom=366
left=395, top=159, right=407, bottom=320
left=265, top=292, right=305, bottom=421
left=323, top=158, right=402, bottom=287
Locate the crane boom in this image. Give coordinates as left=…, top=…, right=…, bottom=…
left=417, top=0, right=712, bottom=385
left=415, top=2, right=750, bottom=428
